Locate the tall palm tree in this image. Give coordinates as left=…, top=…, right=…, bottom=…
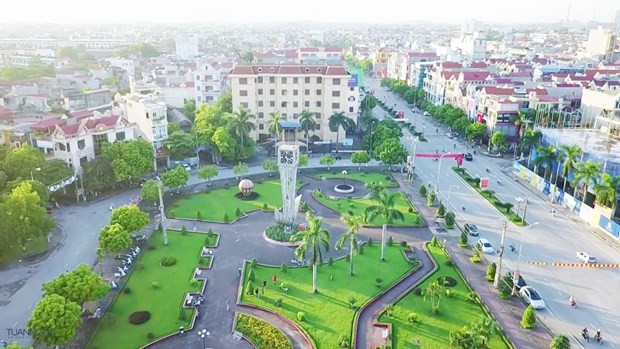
left=573, top=160, right=601, bottom=202
left=594, top=173, right=620, bottom=211
left=328, top=111, right=355, bottom=153
left=366, top=182, right=386, bottom=201
left=533, top=145, right=557, bottom=180
left=299, top=109, right=315, bottom=150
left=364, top=190, right=405, bottom=261
left=290, top=212, right=331, bottom=293
left=336, top=213, right=363, bottom=276
left=470, top=317, right=500, bottom=347
left=268, top=111, right=285, bottom=141
left=559, top=144, right=583, bottom=193
left=518, top=129, right=542, bottom=168
left=228, top=107, right=255, bottom=149
left=424, top=280, right=444, bottom=312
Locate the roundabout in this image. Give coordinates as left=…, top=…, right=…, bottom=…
left=334, top=183, right=355, bottom=194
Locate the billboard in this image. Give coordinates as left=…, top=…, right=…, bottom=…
left=347, top=68, right=363, bottom=88
left=347, top=74, right=358, bottom=87
left=480, top=177, right=489, bottom=189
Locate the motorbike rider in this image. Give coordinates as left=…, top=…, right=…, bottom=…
left=568, top=295, right=576, bottom=307
left=582, top=328, right=590, bottom=342
left=595, top=329, right=602, bottom=342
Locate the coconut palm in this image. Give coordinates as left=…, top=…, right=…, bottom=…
left=518, top=129, right=542, bottom=168
left=268, top=111, right=285, bottom=141
left=299, top=109, right=316, bottom=150
left=366, top=182, right=386, bottom=201
left=533, top=145, right=557, bottom=180
left=559, top=144, right=583, bottom=193
left=424, top=280, right=444, bottom=311
left=573, top=160, right=601, bottom=202
left=364, top=190, right=405, bottom=261
left=328, top=111, right=355, bottom=153
left=290, top=212, right=331, bottom=293
left=470, top=317, right=500, bottom=346
left=336, top=213, right=363, bottom=276
left=228, top=107, right=255, bottom=148
left=594, top=174, right=620, bottom=211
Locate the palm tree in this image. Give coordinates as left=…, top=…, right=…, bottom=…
left=518, top=129, right=542, bottom=168
left=366, top=182, right=386, bottom=201
left=559, top=144, right=583, bottom=193
left=336, top=213, right=363, bottom=276
left=328, top=111, right=355, bottom=153
left=268, top=111, right=285, bottom=141
left=299, top=110, right=316, bottom=150
left=290, top=212, right=331, bottom=293
left=470, top=317, right=499, bottom=347
left=228, top=107, right=255, bottom=149
left=533, top=145, right=557, bottom=179
left=424, top=280, right=444, bottom=312
left=364, top=190, right=405, bottom=261
left=573, top=160, right=601, bottom=202
left=594, top=174, right=620, bottom=211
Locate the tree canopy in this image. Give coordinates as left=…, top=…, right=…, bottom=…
left=27, top=294, right=81, bottom=346
left=98, top=224, right=131, bottom=255
left=42, top=263, right=109, bottom=305
left=161, top=166, right=190, bottom=192
left=102, top=139, right=154, bottom=181
left=110, top=205, right=149, bottom=233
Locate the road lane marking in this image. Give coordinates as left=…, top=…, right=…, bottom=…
left=12, top=322, right=17, bottom=327
left=28, top=304, right=32, bottom=310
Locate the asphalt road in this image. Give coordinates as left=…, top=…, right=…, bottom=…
left=368, top=77, right=620, bottom=348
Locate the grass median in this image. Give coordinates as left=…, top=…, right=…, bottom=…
left=309, top=171, right=398, bottom=187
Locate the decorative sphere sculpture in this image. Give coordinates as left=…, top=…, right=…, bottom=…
left=238, top=179, right=254, bottom=196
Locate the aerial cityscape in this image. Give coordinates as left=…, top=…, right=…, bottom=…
left=1, top=1, right=620, bottom=348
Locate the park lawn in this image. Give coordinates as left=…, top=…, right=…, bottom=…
left=310, top=171, right=398, bottom=187
left=0, top=236, right=48, bottom=264
left=88, top=231, right=204, bottom=349
left=241, top=245, right=414, bottom=348
left=312, top=190, right=424, bottom=227
left=378, top=244, right=510, bottom=349
left=168, top=180, right=302, bottom=222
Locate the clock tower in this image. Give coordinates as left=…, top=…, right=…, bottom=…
left=277, top=121, right=301, bottom=226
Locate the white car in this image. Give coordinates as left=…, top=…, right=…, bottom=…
left=182, top=164, right=192, bottom=172
left=576, top=252, right=597, bottom=264
left=476, top=238, right=495, bottom=254
left=519, top=286, right=546, bottom=309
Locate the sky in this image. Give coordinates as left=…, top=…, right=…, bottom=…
left=1, top=0, right=619, bottom=24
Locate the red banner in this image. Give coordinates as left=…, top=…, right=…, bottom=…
left=416, top=153, right=464, bottom=167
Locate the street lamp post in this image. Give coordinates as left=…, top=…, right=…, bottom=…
left=493, top=219, right=508, bottom=288
left=512, top=222, right=540, bottom=295
left=342, top=170, right=347, bottom=186
left=407, top=136, right=419, bottom=184
left=156, top=176, right=168, bottom=246
left=447, top=185, right=459, bottom=201
left=435, top=153, right=453, bottom=193
left=517, top=196, right=529, bottom=224
left=30, top=167, right=41, bottom=181
left=198, top=329, right=209, bottom=349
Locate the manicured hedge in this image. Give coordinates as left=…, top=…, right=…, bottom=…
left=235, top=313, right=293, bottom=349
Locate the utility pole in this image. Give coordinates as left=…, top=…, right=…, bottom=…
left=408, top=136, right=419, bottom=184
left=157, top=177, right=168, bottom=245
left=493, top=220, right=508, bottom=288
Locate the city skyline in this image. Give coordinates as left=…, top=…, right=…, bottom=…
left=1, top=0, right=619, bottom=25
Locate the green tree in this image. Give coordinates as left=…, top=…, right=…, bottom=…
left=533, top=145, right=558, bottom=180
left=328, top=111, right=355, bottom=152
left=375, top=138, right=406, bottom=169
left=161, top=166, right=190, bottom=193
left=0, top=182, right=55, bottom=251
left=594, top=173, right=620, bottom=210
left=365, top=122, right=401, bottom=150
left=3, top=144, right=45, bottom=181
left=183, top=99, right=197, bottom=120
left=268, top=111, right=285, bottom=140
left=42, top=264, right=109, bottom=305
left=290, top=212, right=331, bottom=293
left=486, top=262, right=497, bottom=281
left=228, top=107, right=255, bottom=151
left=549, top=334, right=571, bottom=349
left=518, top=129, right=543, bottom=167
left=490, top=131, right=507, bottom=152
left=192, top=104, right=227, bottom=149
left=111, top=204, right=149, bottom=233
left=351, top=151, right=371, bottom=170
left=559, top=144, right=583, bottom=193
left=263, top=159, right=278, bottom=176
left=5, top=179, right=51, bottom=207
left=164, top=130, right=196, bottom=160
left=102, top=139, right=154, bottom=181
left=573, top=160, right=600, bottom=202
left=98, top=224, right=131, bottom=257
left=27, top=294, right=81, bottom=346
left=215, top=92, right=233, bottom=113
left=336, top=213, right=363, bottom=275
left=365, top=190, right=405, bottom=261
left=212, top=126, right=237, bottom=160
left=465, top=123, right=487, bottom=142
left=299, top=109, right=316, bottom=149
left=424, top=280, right=444, bottom=313
left=4, top=342, right=34, bottom=349
left=132, top=43, right=160, bottom=57
left=167, top=122, right=182, bottom=135
left=298, top=154, right=309, bottom=167
left=445, top=211, right=455, bottom=228
left=141, top=179, right=159, bottom=201
left=37, top=159, right=73, bottom=186
left=233, top=162, right=249, bottom=178
left=198, top=164, right=219, bottom=185
left=82, top=156, right=116, bottom=193
left=453, top=117, right=472, bottom=135
left=521, top=305, right=537, bottom=329
left=319, top=155, right=336, bottom=170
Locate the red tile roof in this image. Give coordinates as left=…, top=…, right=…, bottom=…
left=460, top=72, right=490, bottom=81
left=526, top=88, right=548, bottom=95
left=441, top=72, right=459, bottom=80
left=471, top=62, right=488, bottom=68
left=70, top=110, right=94, bottom=119
left=585, top=69, right=620, bottom=78
left=299, top=47, right=320, bottom=52
left=482, top=87, right=514, bottom=95
left=537, top=96, right=559, bottom=102
left=507, top=72, right=532, bottom=77
left=60, top=115, right=121, bottom=135
left=440, top=61, right=462, bottom=69
left=554, top=83, right=580, bottom=87
left=185, top=82, right=195, bottom=87
left=407, top=52, right=438, bottom=58
left=495, top=78, right=513, bottom=84
left=32, top=117, right=66, bottom=131
left=567, top=75, right=591, bottom=81
left=0, top=106, right=13, bottom=122
left=324, top=47, right=343, bottom=52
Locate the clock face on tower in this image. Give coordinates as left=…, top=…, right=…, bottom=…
left=279, top=150, right=294, bottom=165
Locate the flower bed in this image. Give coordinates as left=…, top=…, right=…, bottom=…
left=235, top=313, right=293, bottom=349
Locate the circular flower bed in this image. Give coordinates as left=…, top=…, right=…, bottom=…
left=265, top=223, right=297, bottom=242
left=160, top=256, right=177, bottom=266
left=234, top=192, right=260, bottom=201
left=334, top=184, right=355, bottom=194
left=437, top=276, right=457, bottom=287
left=129, top=311, right=151, bottom=325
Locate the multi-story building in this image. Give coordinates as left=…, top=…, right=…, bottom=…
left=175, top=35, right=199, bottom=61
left=194, top=58, right=234, bottom=107
left=297, top=47, right=343, bottom=65
left=450, top=20, right=487, bottom=61
left=423, top=61, right=463, bottom=105
left=409, top=61, right=436, bottom=89
left=615, top=10, right=620, bottom=29
left=124, top=93, right=168, bottom=149
left=581, top=87, right=620, bottom=126
left=61, top=88, right=112, bottom=112
left=585, top=26, right=617, bottom=61
left=105, top=58, right=135, bottom=77
left=229, top=64, right=359, bottom=143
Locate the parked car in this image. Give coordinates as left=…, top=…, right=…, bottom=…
left=519, top=286, right=546, bottom=309
left=464, top=153, right=473, bottom=161
left=476, top=238, right=495, bottom=254
left=576, top=252, right=597, bottom=264
left=182, top=164, right=192, bottom=172
left=506, top=271, right=527, bottom=291
left=464, top=223, right=479, bottom=236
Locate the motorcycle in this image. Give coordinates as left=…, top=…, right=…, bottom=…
left=595, top=331, right=603, bottom=345
left=582, top=328, right=590, bottom=342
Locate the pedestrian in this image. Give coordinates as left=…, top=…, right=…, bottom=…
left=272, top=274, right=277, bottom=284
left=453, top=143, right=457, bottom=149
left=192, top=223, right=197, bottom=232
left=254, top=288, right=260, bottom=298
left=109, top=204, right=113, bottom=211
left=179, top=326, right=185, bottom=335
left=550, top=208, right=556, bottom=217
left=226, top=300, right=230, bottom=311
left=238, top=268, right=242, bottom=276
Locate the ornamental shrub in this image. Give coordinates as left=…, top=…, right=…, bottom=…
left=521, top=305, right=536, bottom=329
left=387, top=236, right=394, bottom=246
left=297, top=312, right=305, bottom=321
left=486, top=262, right=497, bottom=281
left=160, top=256, right=177, bottom=266
left=418, top=184, right=427, bottom=197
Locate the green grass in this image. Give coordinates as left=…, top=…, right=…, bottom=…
left=168, top=180, right=302, bottom=222
left=309, top=172, right=398, bottom=187
left=0, top=236, right=48, bottom=264
left=312, top=190, right=424, bottom=227
left=88, top=231, right=204, bottom=349
left=378, top=244, right=511, bottom=349
left=241, top=245, right=414, bottom=348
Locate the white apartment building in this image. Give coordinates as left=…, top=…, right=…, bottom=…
left=296, top=47, right=343, bottom=65
left=175, top=35, right=199, bottom=61
left=194, top=58, right=233, bottom=107
left=49, top=113, right=136, bottom=173
left=230, top=64, right=359, bottom=143
left=124, top=94, right=168, bottom=149
left=581, top=88, right=620, bottom=126
left=585, top=27, right=617, bottom=61
left=106, top=58, right=135, bottom=76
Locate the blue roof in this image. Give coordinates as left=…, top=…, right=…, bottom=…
left=279, top=121, right=300, bottom=129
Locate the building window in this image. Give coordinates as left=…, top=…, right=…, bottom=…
left=270, top=89, right=275, bottom=95
left=205, top=75, right=213, bottom=81
left=317, top=77, right=322, bottom=83
left=93, top=134, right=107, bottom=156
left=77, top=139, right=86, bottom=150
left=316, top=89, right=322, bottom=95
left=304, top=101, right=310, bottom=107
left=305, top=77, right=310, bottom=83
left=197, top=96, right=202, bottom=102
left=196, top=75, right=200, bottom=80
left=293, top=101, right=298, bottom=108
left=239, top=78, right=248, bottom=85
left=305, top=89, right=310, bottom=95
left=116, top=132, right=125, bottom=141
left=270, top=101, right=275, bottom=107
left=315, top=112, right=321, bottom=119
left=293, top=89, right=298, bottom=96
left=240, top=90, right=248, bottom=97
left=258, top=112, right=264, bottom=118
left=332, top=102, right=340, bottom=109
left=316, top=101, right=322, bottom=107
left=293, top=77, right=298, bottom=83
left=281, top=101, right=287, bottom=108
left=333, top=78, right=341, bottom=85
left=258, top=88, right=263, bottom=95
left=269, top=77, right=275, bottom=83
left=315, top=124, right=321, bottom=130
left=282, top=113, right=287, bottom=118
left=281, top=89, right=287, bottom=96
left=281, top=77, right=287, bottom=83
left=350, top=87, right=355, bottom=91
left=332, top=91, right=340, bottom=97
left=349, top=107, right=354, bottom=112
left=258, top=101, right=264, bottom=107
left=196, top=86, right=201, bottom=91
left=206, top=96, right=214, bottom=102
left=257, top=77, right=263, bottom=83
left=259, top=124, right=264, bottom=130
